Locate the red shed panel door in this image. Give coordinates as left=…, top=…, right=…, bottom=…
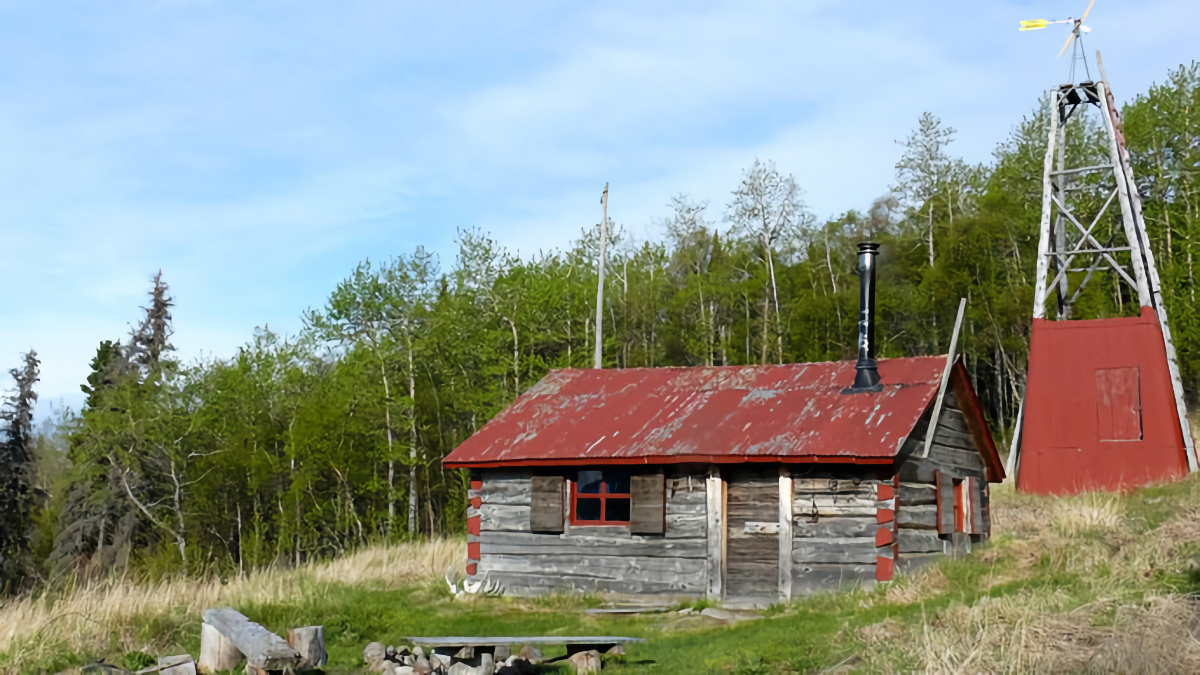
left=1094, top=367, right=1141, bottom=441
left=1018, top=308, right=1189, bottom=495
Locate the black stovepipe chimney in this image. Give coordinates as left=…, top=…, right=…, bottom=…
left=843, top=242, right=882, bottom=394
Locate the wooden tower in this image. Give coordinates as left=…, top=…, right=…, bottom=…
left=1008, top=52, right=1198, bottom=494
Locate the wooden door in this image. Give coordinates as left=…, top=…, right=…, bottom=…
left=724, top=470, right=779, bottom=604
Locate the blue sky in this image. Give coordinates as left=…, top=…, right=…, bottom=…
left=3, top=0, right=1197, bottom=421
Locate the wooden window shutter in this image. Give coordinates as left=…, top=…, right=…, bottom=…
left=969, top=477, right=984, bottom=535
left=935, top=471, right=955, bottom=535
left=630, top=473, right=666, bottom=534
left=530, top=475, right=564, bottom=533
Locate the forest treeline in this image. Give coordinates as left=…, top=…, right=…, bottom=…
left=3, top=63, right=1200, bottom=589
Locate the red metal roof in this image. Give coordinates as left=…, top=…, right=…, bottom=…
left=444, top=357, right=958, bottom=469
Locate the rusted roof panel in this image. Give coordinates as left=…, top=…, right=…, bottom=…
left=443, top=357, right=948, bottom=468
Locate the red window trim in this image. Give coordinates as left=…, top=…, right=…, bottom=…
left=570, top=472, right=631, bottom=526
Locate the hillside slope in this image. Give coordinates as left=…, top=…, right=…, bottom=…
left=7, top=477, right=1200, bottom=673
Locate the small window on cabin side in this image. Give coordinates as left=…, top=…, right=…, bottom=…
left=572, top=470, right=631, bottom=525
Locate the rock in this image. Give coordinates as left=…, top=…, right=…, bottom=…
left=391, top=667, right=416, bottom=675
left=517, top=645, right=543, bottom=664
left=606, top=644, right=625, bottom=656
left=677, top=607, right=693, bottom=615
left=412, top=655, right=432, bottom=675
left=567, top=650, right=601, bottom=673
left=365, top=642, right=387, bottom=671
left=493, top=645, right=510, bottom=662
left=413, top=647, right=425, bottom=658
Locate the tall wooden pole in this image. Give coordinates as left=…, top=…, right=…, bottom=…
left=594, top=183, right=609, bottom=369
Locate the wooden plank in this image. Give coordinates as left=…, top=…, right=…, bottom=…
left=792, top=564, right=875, bottom=596
left=936, top=409, right=971, bottom=435
left=933, top=427, right=981, bottom=454
left=898, top=484, right=936, bottom=505
left=922, top=298, right=967, bottom=459
left=482, top=553, right=706, bottom=579
left=898, top=529, right=943, bottom=554
left=897, top=504, right=938, bottom=530
left=478, top=532, right=708, bottom=558
left=664, top=502, right=705, bottom=516
left=793, top=538, right=879, bottom=565
left=794, top=517, right=880, bottom=539
left=630, top=473, right=665, bottom=534
left=936, top=472, right=954, bottom=535
left=486, top=571, right=706, bottom=597
left=530, top=476, right=564, bottom=533
left=779, top=470, right=793, bottom=601
left=200, top=608, right=299, bottom=671
left=926, top=442, right=984, bottom=471
left=794, top=478, right=879, bottom=497
left=480, top=504, right=531, bottom=532
left=478, top=480, right=531, bottom=506
left=793, top=503, right=877, bottom=518
left=666, top=513, right=706, bottom=539
left=705, top=469, right=723, bottom=600
left=899, top=457, right=985, bottom=484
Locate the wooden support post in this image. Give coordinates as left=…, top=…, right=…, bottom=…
left=287, top=626, right=327, bottom=670
left=778, top=468, right=793, bottom=602
left=705, top=467, right=724, bottom=601
left=1032, top=89, right=1061, bottom=320
left=1097, top=81, right=1154, bottom=310
left=199, top=622, right=243, bottom=674
left=923, top=298, right=967, bottom=458
left=1097, top=51, right=1199, bottom=473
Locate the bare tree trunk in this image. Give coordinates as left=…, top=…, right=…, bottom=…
left=927, top=202, right=936, bottom=268
left=407, top=338, right=418, bottom=536
left=505, top=317, right=519, bottom=397
left=236, top=502, right=243, bottom=577
left=378, top=358, right=396, bottom=538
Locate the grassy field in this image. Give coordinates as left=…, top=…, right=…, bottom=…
left=8, top=475, right=1200, bottom=674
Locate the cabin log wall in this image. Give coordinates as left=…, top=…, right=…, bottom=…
left=896, top=392, right=991, bottom=570
left=473, top=469, right=709, bottom=598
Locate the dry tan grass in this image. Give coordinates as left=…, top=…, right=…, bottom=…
left=855, top=473, right=1200, bottom=673
left=0, top=538, right=463, bottom=668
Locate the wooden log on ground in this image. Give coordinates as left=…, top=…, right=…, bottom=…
left=200, top=607, right=300, bottom=672
left=157, top=655, right=196, bottom=675
left=287, top=626, right=327, bottom=670
left=198, top=622, right=243, bottom=674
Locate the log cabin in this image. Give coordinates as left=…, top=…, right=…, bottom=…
left=443, top=243, right=1005, bottom=607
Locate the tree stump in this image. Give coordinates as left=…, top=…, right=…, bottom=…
left=286, top=626, right=327, bottom=670
left=567, top=650, right=601, bottom=673
left=199, top=623, right=243, bottom=674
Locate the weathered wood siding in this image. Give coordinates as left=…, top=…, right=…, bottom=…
left=896, top=391, right=992, bottom=570
left=473, top=469, right=709, bottom=598
left=790, top=473, right=886, bottom=594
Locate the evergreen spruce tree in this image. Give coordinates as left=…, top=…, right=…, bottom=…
left=0, top=351, right=39, bottom=590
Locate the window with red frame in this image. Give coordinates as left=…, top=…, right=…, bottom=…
left=571, top=470, right=631, bottom=525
